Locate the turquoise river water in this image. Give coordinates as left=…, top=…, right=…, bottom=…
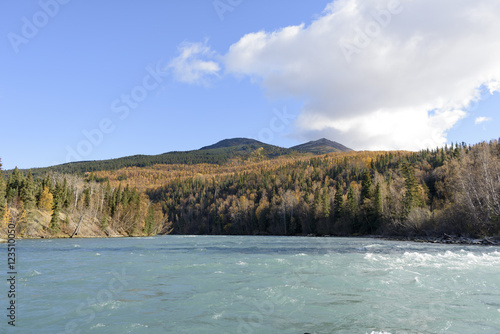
left=4, top=236, right=500, bottom=333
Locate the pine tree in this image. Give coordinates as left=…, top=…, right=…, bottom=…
left=401, top=163, right=421, bottom=220
left=62, top=178, right=70, bottom=208
left=20, top=170, right=36, bottom=210
left=49, top=202, right=61, bottom=234
left=49, top=182, right=63, bottom=234
left=6, top=167, right=24, bottom=202
left=374, top=183, right=383, bottom=216
left=43, top=174, right=53, bottom=193
left=361, top=170, right=373, bottom=204
left=321, top=187, right=330, bottom=219
left=83, top=186, right=91, bottom=208
left=144, top=205, right=155, bottom=236
left=346, top=185, right=357, bottom=220
left=101, top=214, right=109, bottom=231
left=333, top=182, right=344, bottom=220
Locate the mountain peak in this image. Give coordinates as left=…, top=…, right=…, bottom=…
left=199, top=138, right=267, bottom=150
left=291, top=138, right=353, bottom=154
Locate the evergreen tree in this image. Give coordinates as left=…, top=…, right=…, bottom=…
left=374, top=182, right=383, bottom=216
left=43, top=174, right=53, bottom=193
left=144, top=205, right=155, bottom=236
left=401, top=163, right=421, bottom=220
left=83, top=186, right=91, bottom=208
left=5, top=174, right=17, bottom=204
left=49, top=182, right=63, bottom=234
left=62, top=178, right=70, bottom=208
left=321, top=187, right=330, bottom=219
left=346, top=185, right=357, bottom=220
left=333, top=182, right=344, bottom=220
left=361, top=170, right=373, bottom=204
left=20, top=170, right=36, bottom=210
left=101, top=214, right=109, bottom=231
left=6, top=167, right=24, bottom=202
left=312, top=187, right=322, bottom=219
left=49, top=204, right=61, bottom=234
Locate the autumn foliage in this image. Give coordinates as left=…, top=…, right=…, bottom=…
left=1, top=140, right=499, bottom=238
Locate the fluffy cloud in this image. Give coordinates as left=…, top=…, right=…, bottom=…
left=475, top=116, right=493, bottom=125
left=168, top=40, right=220, bottom=85
left=224, top=0, right=500, bottom=150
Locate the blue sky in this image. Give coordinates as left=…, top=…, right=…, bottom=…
left=1, top=0, right=499, bottom=170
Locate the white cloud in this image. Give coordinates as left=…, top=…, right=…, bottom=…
left=168, top=41, right=220, bottom=85
left=475, top=116, right=493, bottom=125
left=223, top=0, right=500, bottom=150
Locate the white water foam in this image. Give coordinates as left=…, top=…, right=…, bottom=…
left=365, top=250, right=500, bottom=270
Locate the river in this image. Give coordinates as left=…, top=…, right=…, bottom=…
left=10, top=236, right=500, bottom=333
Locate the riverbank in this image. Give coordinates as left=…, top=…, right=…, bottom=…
left=304, top=233, right=500, bottom=246
left=4, top=232, right=500, bottom=246
left=381, top=234, right=500, bottom=246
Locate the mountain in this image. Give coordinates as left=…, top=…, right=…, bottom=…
left=25, top=138, right=292, bottom=177
left=21, top=137, right=351, bottom=177
left=291, top=138, right=353, bottom=154
left=200, top=138, right=267, bottom=150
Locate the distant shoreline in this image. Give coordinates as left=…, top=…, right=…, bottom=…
left=3, top=233, right=499, bottom=246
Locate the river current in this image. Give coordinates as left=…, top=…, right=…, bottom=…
left=9, top=236, right=500, bottom=333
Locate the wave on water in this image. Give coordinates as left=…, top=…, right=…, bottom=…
left=128, top=323, right=149, bottom=329
left=23, top=270, right=42, bottom=279
left=365, top=250, right=500, bottom=269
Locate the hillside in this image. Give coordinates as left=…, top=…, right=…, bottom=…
left=291, top=138, right=353, bottom=154
left=2, top=140, right=500, bottom=239
left=24, top=138, right=294, bottom=177
left=21, top=137, right=344, bottom=177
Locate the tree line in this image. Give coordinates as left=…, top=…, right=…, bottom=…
left=1, top=139, right=499, bottom=238
left=0, top=162, right=170, bottom=238
left=147, top=141, right=500, bottom=237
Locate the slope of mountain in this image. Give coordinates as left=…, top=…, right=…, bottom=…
left=291, top=138, right=353, bottom=154
left=21, top=137, right=350, bottom=177
left=26, top=138, right=293, bottom=176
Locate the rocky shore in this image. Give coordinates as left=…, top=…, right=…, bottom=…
left=384, top=234, right=500, bottom=246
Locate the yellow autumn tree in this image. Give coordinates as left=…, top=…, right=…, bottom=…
left=38, top=186, right=53, bottom=213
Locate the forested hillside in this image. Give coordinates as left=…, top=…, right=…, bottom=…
left=146, top=141, right=500, bottom=237
left=1, top=140, right=499, bottom=239
left=0, top=165, right=170, bottom=238
left=24, top=138, right=300, bottom=177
